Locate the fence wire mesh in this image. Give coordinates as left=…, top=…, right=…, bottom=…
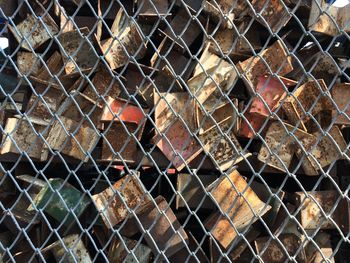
left=0, top=0, right=349, bottom=262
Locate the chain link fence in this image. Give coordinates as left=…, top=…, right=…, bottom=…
left=0, top=0, right=349, bottom=262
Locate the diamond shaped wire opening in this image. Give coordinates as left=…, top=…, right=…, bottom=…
left=0, top=0, right=349, bottom=262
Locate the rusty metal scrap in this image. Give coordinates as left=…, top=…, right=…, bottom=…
left=1, top=0, right=350, bottom=262
left=308, top=0, right=350, bottom=36
left=294, top=191, right=350, bottom=232
left=205, top=169, right=270, bottom=249
left=9, top=13, right=59, bottom=51
left=254, top=234, right=307, bottom=263
left=42, top=115, right=100, bottom=161
left=92, top=173, right=149, bottom=228
left=237, top=40, right=293, bottom=93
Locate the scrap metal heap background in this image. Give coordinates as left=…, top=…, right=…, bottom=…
left=0, top=0, right=350, bottom=262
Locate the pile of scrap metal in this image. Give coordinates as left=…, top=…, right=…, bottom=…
left=0, top=0, right=349, bottom=262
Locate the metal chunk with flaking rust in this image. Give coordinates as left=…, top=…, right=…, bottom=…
left=101, top=97, right=148, bottom=133
left=199, top=121, right=251, bottom=171
left=133, top=196, right=189, bottom=259
left=305, top=232, right=335, bottom=263
left=101, top=122, right=138, bottom=163
left=58, top=27, right=99, bottom=74
left=153, top=119, right=202, bottom=171
left=99, top=9, right=146, bottom=70
left=83, top=68, right=122, bottom=101
left=296, top=126, right=347, bottom=175
left=42, top=115, right=100, bottom=162
left=26, top=87, right=66, bottom=124
left=1, top=117, right=47, bottom=160
left=237, top=40, right=293, bottom=94
left=258, top=121, right=316, bottom=172
left=251, top=0, right=291, bottom=33
left=187, top=45, right=238, bottom=105
left=209, top=18, right=261, bottom=57
left=154, top=91, right=196, bottom=133
left=254, top=234, right=307, bottom=263
left=27, top=178, right=90, bottom=227
left=196, top=98, right=239, bottom=135
left=331, top=83, right=350, bottom=125
left=205, top=169, right=270, bottom=249
left=42, top=234, right=92, bottom=263
left=308, top=0, right=350, bottom=36
left=9, top=13, right=59, bottom=51
left=294, top=191, right=350, bottom=232
left=92, top=174, right=150, bottom=228
left=17, top=52, right=41, bottom=76
left=108, top=236, right=152, bottom=263
left=57, top=90, right=103, bottom=127
left=282, top=80, right=333, bottom=131
left=249, top=75, right=297, bottom=118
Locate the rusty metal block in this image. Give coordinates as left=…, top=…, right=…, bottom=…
left=176, top=173, right=216, bottom=210
left=237, top=40, right=293, bottom=94
left=154, top=91, right=196, bottom=133
left=83, top=69, right=122, bottom=101
left=0, top=117, right=47, bottom=160
left=249, top=75, right=297, bottom=118
left=58, top=27, right=99, bottom=74
left=101, top=97, right=147, bottom=127
left=305, top=232, right=334, bottom=263
left=251, top=0, right=291, bottom=33
left=26, top=88, right=66, bottom=124
left=296, top=126, right=347, bottom=175
left=239, top=112, right=266, bottom=139
left=199, top=120, right=251, bottom=171
left=258, top=121, right=316, bottom=172
left=283, top=80, right=333, bottom=131
left=154, top=119, right=202, bottom=171
left=58, top=90, right=103, bottom=126
left=108, top=236, right=152, bottom=263
left=43, top=234, right=92, bottom=262
left=205, top=170, right=270, bottom=249
left=28, top=178, right=90, bottom=227
left=254, top=234, right=307, bottom=263
left=98, top=9, right=146, bottom=70
left=308, top=0, right=350, bottom=36
left=42, top=115, right=100, bottom=162
left=196, top=97, right=238, bottom=135
left=332, top=83, right=350, bottom=125
left=101, top=122, right=138, bottom=162
left=17, top=52, right=41, bottom=76
left=9, top=13, right=59, bottom=51
left=209, top=18, right=261, bottom=57
left=35, top=51, right=64, bottom=81
left=92, top=174, right=149, bottom=228
left=203, top=0, right=248, bottom=28
left=187, top=47, right=237, bottom=105
left=133, top=196, right=189, bottom=259
left=294, top=191, right=350, bottom=232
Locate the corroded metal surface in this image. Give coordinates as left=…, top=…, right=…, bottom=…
left=205, top=170, right=270, bottom=249
left=254, top=234, right=307, bottom=263
left=92, top=174, right=149, bottom=228
left=237, top=40, right=293, bottom=93
left=42, top=116, right=100, bottom=161
left=9, top=13, right=59, bottom=51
